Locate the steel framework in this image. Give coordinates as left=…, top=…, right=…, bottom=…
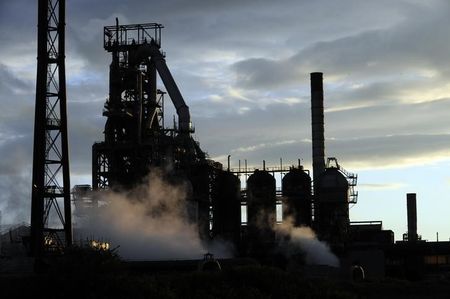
left=30, top=0, right=72, bottom=257
left=93, top=20, right=204, bottom=191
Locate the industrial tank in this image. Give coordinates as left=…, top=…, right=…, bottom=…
left=282, top=167, right=312, bottom=227
left=315, top=167, right=349, bottom=245
left=245, top=169, right=276, bottom=257
left=212, top=170, right=241, bottom=245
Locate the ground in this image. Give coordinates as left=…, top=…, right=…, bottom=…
left=1, top=260, right=450, bottom=299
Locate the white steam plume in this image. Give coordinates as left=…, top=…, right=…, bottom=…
left=274, top=217, right=339, bottom=267
left=76, top=171, right=232, bottom=260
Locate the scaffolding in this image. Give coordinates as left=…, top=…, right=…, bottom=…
left=30, top=0, right=72, bottom=258
left=326, top=157, right=358, bottom=204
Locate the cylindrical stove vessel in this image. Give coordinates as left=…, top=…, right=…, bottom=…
left=315, top=167, right=349, bottom=245
left=282, top=168, right=312, bottom=226
left=246, top=169, right=276, bottom=257
left=212, top=171, right=242, bottom=246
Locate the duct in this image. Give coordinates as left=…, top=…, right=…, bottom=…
left=310, top=72, right=325, bottom=185
left=407, top=193, right=418, bottom=242
left=146, top=61, right=159, bottom=130
left=135, top=44, right=191, bottom=134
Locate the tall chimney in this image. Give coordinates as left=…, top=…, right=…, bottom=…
left=407, top=193, right=417, bottom=242
left=311, top=72, right=325, bottom=186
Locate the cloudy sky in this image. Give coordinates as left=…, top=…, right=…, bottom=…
left=1, top=0, right=450, bottom=241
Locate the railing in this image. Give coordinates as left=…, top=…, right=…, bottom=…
left=104, top=22, right=164, bottom=50
left=230, top=165, right=306, bottom=175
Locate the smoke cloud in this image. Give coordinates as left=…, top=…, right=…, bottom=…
left=274, top=218, right=339, bottom=267
left=75, top=171, right=232, bottom=260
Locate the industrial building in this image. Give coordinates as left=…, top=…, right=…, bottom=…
left=82, top=21, right=359, bottom=258
left=9, top=0, right=449, bottom=281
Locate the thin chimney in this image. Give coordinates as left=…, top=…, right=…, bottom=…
left=311, top=72, right=325, bottom=186
left=407, top=193, right=418, bottom=242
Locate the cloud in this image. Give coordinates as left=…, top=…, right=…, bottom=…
left=0, top=63, right=34, bottom=224
left=231, top=140, right=297, bottom=154
left=327, top=134, right=450, bottom=170
left=231, top=1, right=450, bottom=91
left=0, top=135, right=32, bottom=224
left=0, top=174, right=31, bottom=225
left=358, top=183, right=407, bottom=191
left=0, top=65, right=31, bottom=94
left=67, top=101, right=105, bottom=175
left=232, top=58, right=296, bottom=90
left=210, top=132, right=450, bottom=172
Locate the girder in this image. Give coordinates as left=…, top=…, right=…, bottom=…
left=30, top=0, right=72, bottom=259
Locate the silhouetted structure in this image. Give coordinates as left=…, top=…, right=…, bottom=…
left=30, top=0, right=72, bottom=258
left=407, top=193, right=418, bottom=243
left=87, top=47, right=364, bottom=253
left=211, top=171, right=242, bottom=244
left=315, top=159, right=350, bottom=246
left=282, top=166, right=312, bottom=226
left=309, top=73, right=357, bottom=247
left=19, top=0, right=450, bottom=280
left=311, top=72, right=326, bottom=187
left=91, top=20, right=241, bottom=241
left=245, top=169, right=277, bottom=257
left=92, top=20, right=207, bottom=191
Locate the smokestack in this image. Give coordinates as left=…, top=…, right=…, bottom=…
left=311, top=72, right=325, bottom=185
left=407, top=193, right=417, bottom=242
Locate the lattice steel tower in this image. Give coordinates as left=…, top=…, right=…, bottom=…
left=30, top=0, right=72, bottom=257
